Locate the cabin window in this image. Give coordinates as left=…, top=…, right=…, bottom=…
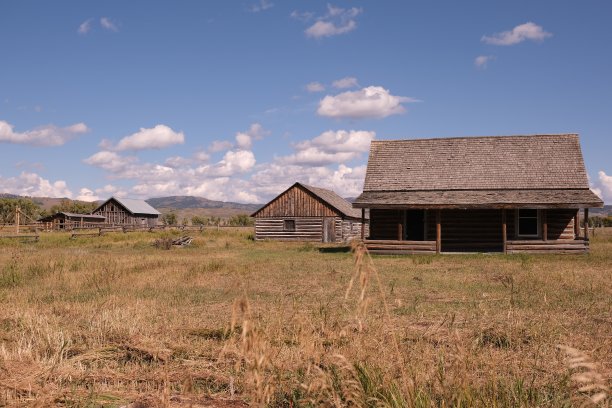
left=283, top=219, right=296, bottom=231
left=517, top=209, right=539, bottom=237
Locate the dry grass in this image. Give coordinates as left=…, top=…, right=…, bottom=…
left=0, top=228, right=610, bottom=407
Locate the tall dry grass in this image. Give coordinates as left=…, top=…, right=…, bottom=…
left=0, top=228, right=610, bottom=406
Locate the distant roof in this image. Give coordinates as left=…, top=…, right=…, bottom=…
left=95, top=197, right=161, bottom=215
left=38, top=212, right=106, bottom=222
left=354, top=134, right=603, bottom=208
left=252, top=182, right=364, bottom=219
left=299, top=183, right=363, bottom=219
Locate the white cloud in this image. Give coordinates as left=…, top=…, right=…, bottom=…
left=234, top=123, right=269, bottom=150
left=193, top=150, right=210, bottom=162
left=474, top=55, right=494, bottom=69
left=306, top=82, right=325, bottom=93
left=290, top=10, right=315, bottom=22
left=317, top=86, right=418, bottom=119
left=164, top=156, right=193, bottom=168
left=302, top=4, right=363, bottom=39
left=0, top=120, right=89, bottom=146
left=279, top=130, right=374, bottom=166
left=112, top=124, right=184, bottom=151
left=208, top=140, right=233, bottom=153
left=83, top=151, right=136, bottom=172
left=209, top=150, right=257, bottom=176
left=100, top=17, right=118, bottom=32
left=249, top=0, right=273, bottom=12
left=592, top=170, right=612, bottom=203
left=75, top=188, right=99, bottom=202
left=0, top=172, right=72, bottom=198
left=482, top=22, right=552, bottom=46
left=332, top=77, right=359, bottom=89
left=78, top=19, right=92, bottom=34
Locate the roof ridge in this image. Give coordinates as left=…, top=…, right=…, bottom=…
left=371, top=134, right=579, bottom=143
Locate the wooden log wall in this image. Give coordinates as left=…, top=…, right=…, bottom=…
left=254, top=185, right=338, bottom=218
left=255, top=217, right=328, bottom=241
left=369, top=209, right=403, bottom=240
left=424, top=210, right=503, bottom=252
left=506, top=239, right=588, bottom=254
left=365, top=239, right=436, bottom=254
left=341, top=219, right=369, bottom=241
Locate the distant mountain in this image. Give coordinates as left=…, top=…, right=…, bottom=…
left=146, top=195, right=261, bottom=211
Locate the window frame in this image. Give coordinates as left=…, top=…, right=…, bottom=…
left=283, top=219, right=296, bottom=232
left=516, top=209, right=541, bottom=238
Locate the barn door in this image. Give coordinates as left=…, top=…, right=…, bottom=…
left=323, top=218, right=335, bottom=243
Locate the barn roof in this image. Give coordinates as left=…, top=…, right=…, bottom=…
left=252, top=182, right=364, bottom=219
left=94, top=197, right=161, bottom=215
left=38, top=212, right=106, bottom=222
left=354, top=134, right=603, bottom=208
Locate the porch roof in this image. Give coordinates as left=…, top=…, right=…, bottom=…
left=352, top=188, right=603, bottom=209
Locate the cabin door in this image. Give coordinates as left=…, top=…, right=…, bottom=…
left=323, top=218, right=335, bottom=243
left=404, top=210, right=425, bottom=241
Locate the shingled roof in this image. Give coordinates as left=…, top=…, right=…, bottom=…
left=354, top=134, right=603, bottom=209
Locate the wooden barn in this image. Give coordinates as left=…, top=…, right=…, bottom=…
left=92, top=197, right=160, bottom=227
left=39, top=212, right=106, bottom=230
left=251, top=182, right=368, bottom=242
left=353, top=134, right=603, bottom=254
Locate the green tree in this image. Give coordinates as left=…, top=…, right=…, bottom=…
left=161, top=212, right=178, bottom=226
left=0, top=198, right=43, bottom=224
left=191, top=215, right=209, bottom=226
left=50, top=199, right=97, bottom=214
left=228, top=214, right=254, bottom=227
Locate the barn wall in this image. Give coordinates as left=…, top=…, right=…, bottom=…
left=93, top=199, right=158, bottom=226
left=254, top=186, right=338, bottom=218
left=340, top=219, right=369, bottom=241
left=369, top=209, right=403, bottom=240
left=255, top=217, right=327, bottom=241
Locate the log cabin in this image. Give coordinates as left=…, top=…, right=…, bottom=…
left=251, top=182, right=368, bottom=242
left=353, top=134, right=603, bottom=254
left=39, top=212, right=106, bottom=230
left=92, top=197, right=160, bottom=227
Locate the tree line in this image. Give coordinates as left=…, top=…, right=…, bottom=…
left=160, top=212, right=254, bottom=227
left=0, top=198, right=97, bottom=224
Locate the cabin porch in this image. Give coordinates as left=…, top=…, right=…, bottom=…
left=361, top=208, right=591, bottom=254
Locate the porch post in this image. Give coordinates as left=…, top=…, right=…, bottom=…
left=584, top=208, right=589, bottom=240
left=542, top=209, right=548, bottom=242
left=502, top=209, right=507, bottom=254
left=361, top=208, right=365, bottom=240
left=574, top=210, right=580, bottom=238
left=436, top=210, right=441, bottom=254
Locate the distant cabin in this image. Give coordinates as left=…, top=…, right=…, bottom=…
left=353, top=134, right=603, bottom=254
left=92, top=197, right=160, bottom=227
left=39, top=212, right=106, bottom=230
left=251, top=182, right=368, bottom=243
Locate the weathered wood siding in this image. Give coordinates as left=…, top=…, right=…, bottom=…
left=369, top=208, right=582, bottom=253
left=365, top=240, right=436, bottom=254
left=255, top=185, right=338, bottom=218
left=255, top=217, right=328, bottom=241
left=507, top=239, right=587, bottom=254
left=93, top=200, right=158, bottom=226
left=255, top=217, right=367, bottom=242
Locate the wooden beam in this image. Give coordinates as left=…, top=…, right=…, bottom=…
left=502, top=209, right=507, bottom=254
left=584, top=208, right=589, bottom=240
left=397, top=223, right=403, bottom=241
left=436, top=210, right=441, bottom=254
left=542, top=209, right=548, bottom=242
left=574, top=210, right=580, bottom=238
left=361, top=208, right=365, bottom=240
left=15, top=206, right=20, bottom=234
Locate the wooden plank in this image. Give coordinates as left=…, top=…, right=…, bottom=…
left=584, top=208, right=589, bottom=240
left=436, top=210, right=441, bottom=254
left=502, top=209, right=507, bottom=254
left=574, top=211, right=580, bottom=238
left=542, top=209, right=548, bottom=242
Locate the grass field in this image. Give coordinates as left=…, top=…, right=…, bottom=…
left=0, top=228, right=610, bottom=407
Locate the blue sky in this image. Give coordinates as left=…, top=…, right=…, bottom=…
left=1, top=1, right=611, bottom=203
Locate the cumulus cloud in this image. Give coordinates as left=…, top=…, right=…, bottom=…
left=306, top=82, right=325, bottom=92
left=249, top=0, right=273, bottom=12
left=279, top=130, right=374, bottom=166
left=0, top=172, right=72, bottom=198
left=317, top=86, right=418, bottom=119
left=0, top=120, right=89, bottom=146
left=100, top=17, right=118, bottom=32
left=482, top=22, right=552, bottom=46
left=298, top=4, right=362, bottom=39
left=209, top=150, right=257, bottom=176
left=234, top=123, right=269, bottom=150
left=208, top=140, right=234, bottom=153
left=475, top=55, right=494, bottom=69
left=78, top=19, right=92, bottom=34
left=83, top=151, right=136, bottom=172
left=109, top=124, right=184, bottom=151
left=290, top=10, right=315, bottom=22
left=75, top=188, right=99, bottom=202
left=332, top=76, right=359, bottom=89
left=592, top=170, right=612, bottom=203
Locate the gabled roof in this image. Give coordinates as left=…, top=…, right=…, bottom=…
left=252, top=182, right=364, bottom=219
left=38, top=212, right=106, bottom=222
left=354, top=134, right=603, bottom=208
left=94, top=197, right=161, bottom=215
